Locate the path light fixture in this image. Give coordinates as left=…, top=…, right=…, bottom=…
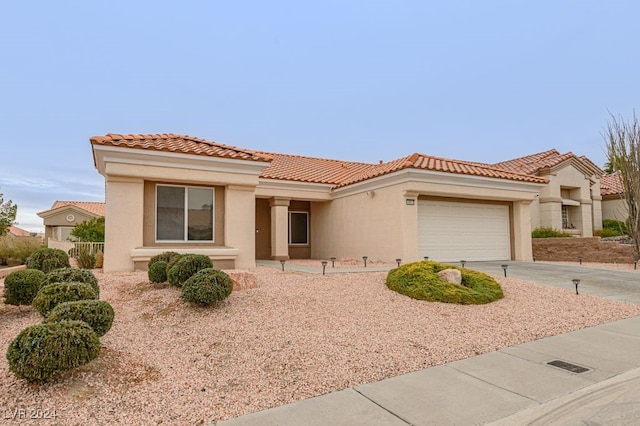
left=321, top=260, right=328, bottom=275
left=578, top=256, right=583, bottom=265
left=330, top=257, right=336, bottom=268
left=572, top=278, right=580, bottom=295
left=280, top=259, right=286, bottom=271
left=363, top=256, right=368, bottom=268
left=501, top=264, right=508, bottom=277
left=460, top=260, right=466, bottom=268
left=424, top=256, right=429, bottom=261
left=635, top=259, right=638, bottom=270
left=532, top=256, right=536, bottom=262
left=396, top=258, right=402, bottom=267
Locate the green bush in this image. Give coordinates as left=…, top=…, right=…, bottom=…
left=6, top=320, right=100, bottom=382
left=602, top=219, right=629, bottom=236
left=32, top=282, right=98, bottom=316
left=46, top=300, right=114, bottom=337
left=74, top=248, right=96, bottom=269
left=167, top=254, right=213, bottom=287
left=182, top=268, right=233, bottom=305
left=44, top=268, right=99, bottom=297
left=595, top=228, right=623, bottom=238
left=149, top=251, right=181, bottom=268
left=386, top=260, right=504, bottom=304
left=3, top=269, right=46, bottom=305
left=165, top=253, right=184, bottom=274
left=148, top=261, right=168, bottom=283
left=25, top=248, right=70, bottom=273
left=531, top=227, right=573, bottom=238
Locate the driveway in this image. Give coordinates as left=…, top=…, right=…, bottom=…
left=468, top=260, right=640, bottom=305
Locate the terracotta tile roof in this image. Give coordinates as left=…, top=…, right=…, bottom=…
left=493, top=149, right=603, bottom=177
left=333, top=153, right=549, bottom=188
left=91, top=133, right=273, bottom=162
left=42, top=201, right=106, bottom=217
left=8, top=225, right=33, bottom=237
left=601, top=171, right=625, bottom=196
left=259, top=153, right=373, bottom=185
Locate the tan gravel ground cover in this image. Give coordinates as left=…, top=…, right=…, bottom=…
left=2, top=262, right=640, bottom=425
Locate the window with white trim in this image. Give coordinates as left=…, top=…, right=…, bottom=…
left=288, top=211, right=309, bottom=245
left=156, top=185, right=214, bottom=241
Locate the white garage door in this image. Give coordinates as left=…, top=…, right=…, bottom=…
left=418, top=200, right=510, bottom=262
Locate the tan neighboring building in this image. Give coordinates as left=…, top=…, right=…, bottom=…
left=601, top=171, right=627, bottom=221
left=38, top=201, right=105, bottom=246
left=91, top=133, right=551, bottom=272
left=492, top=149, right=604, bottom=236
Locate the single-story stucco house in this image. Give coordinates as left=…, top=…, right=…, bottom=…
left=600, top=171, right=628, bottom=222
left=91, top=133, right=564, bottom=272
left=38, top=201, right=105, bottom=246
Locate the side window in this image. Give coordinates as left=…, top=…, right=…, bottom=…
left=288, top=211, right=309, bottom=245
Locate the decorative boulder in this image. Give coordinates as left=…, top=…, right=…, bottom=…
left=438, top=268, right=463, bottom=285
left=226, top=271, right=258, bottom=291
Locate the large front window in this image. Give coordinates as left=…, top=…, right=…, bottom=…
left=156, top=185, right=214, bottom=241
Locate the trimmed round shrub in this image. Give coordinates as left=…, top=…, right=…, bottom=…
left=44, top=268, right=99, bottom=297
left=149, top=251, right=181, bottom=268
left=46, top=300, right=115, bottom=337
left=6, top=320, right=100, bottom=382
left=386, top=260, right=504, bottom=305
left=3, top=269, right=46, bottom=305
left=32, top=282, right=98, bottom=316
left=148, top=261, right=168, bottom=283
left=165, top=253, right=184, bottom=274
left=25, top=248, right=70, bottom=273
left=167, top=254, right=213, bottom=287
left=182, top=268, right=233, bottom=305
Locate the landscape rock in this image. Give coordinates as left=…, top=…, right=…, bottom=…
left=438, top=268, right=462, bottom=285
left=225, top=271, right=258, bottom=291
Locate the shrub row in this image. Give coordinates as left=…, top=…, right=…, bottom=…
left=147, top=252, right=233, bottom=306
left=4, top=265, right=114, bottom=382
left=25, top=248, right=70, bottom=273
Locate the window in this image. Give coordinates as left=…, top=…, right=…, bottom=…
left=562, top=205, right=569, bottom=229
left=288, top=211, right=309, bottom=245
left=156, top=185, right=214, bottom=241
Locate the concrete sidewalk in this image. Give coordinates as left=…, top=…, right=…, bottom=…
left=216, top=262, right=640, bottom=425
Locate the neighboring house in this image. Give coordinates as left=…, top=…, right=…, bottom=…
left=600, top=171, right=628, bottom=221
left=37, top=201, right=105, bottom=248
left=6, top=225, right=43, bottom=239
left=91, top=133, right=550, bottom=272
left=491, top=149, right=604, bottom=237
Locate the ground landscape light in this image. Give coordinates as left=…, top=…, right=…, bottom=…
left=572, top=278, right=580, bottom=295
left=578, top=256, right=583, bottom=265
left=363, top=256, right=368, bottom=267
left=396, top=258, right=402, bottom=267
left=330, top=257, right=336, bottom=268
left=460, top=260, right=466, bottom=268
left=280, top=259, right=285, bottom=271
left=501, top=264, right=508, bottom=277
left=321, top=260, right=328, bottom=275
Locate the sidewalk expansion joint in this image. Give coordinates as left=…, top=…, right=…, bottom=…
left=352, top=389, right=413, bottom=425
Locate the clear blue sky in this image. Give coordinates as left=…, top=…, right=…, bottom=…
left=2, top=1, right=638, bottom=231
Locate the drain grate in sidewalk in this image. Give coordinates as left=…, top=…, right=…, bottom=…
left=547, top=360, right=590, bottom=373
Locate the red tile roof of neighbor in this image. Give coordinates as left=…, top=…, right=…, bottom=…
left=91, top=133, right=273, bottom=162
left=492, top=149, right=603, bottom=176
left=44, top=201, right=106, bottom=217
left=91, top=133, right=550, bottom=187
left=8, top=225, right=33, bottom=237
left=601, top=171, right=625, bottom=196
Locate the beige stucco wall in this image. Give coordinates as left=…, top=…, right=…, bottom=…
left=602, top=197, right=628, bottom=221
left=99, top=157, right=265, bottom=272
left=310, top=179, right=538, bottom=263
left=536, top=166, right=596, bottom=236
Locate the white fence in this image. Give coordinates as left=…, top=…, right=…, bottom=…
left=47, top=239, right=104, bottom=256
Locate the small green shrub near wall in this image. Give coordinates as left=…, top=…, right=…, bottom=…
left=182, top=268, right=233, bottom=305
left=601, top=219, right=629, bottom=236
left=46, top=300, right=115, bottom=337
left=25, top=248, right=70, bottom=273
left=3, top=269, right=46, bottom=305
left=148, top=261, right=168, bottom=283
left=149, top=251, right=181, bottom=268
left=386, top=260, right=504, bottom=304
left=531, top=227, right=573, bottom=238
left=167, top=254, right=213, bottom=287
left=6, top=320, right=100, bottom=382
left=32, top=282, right=98, bottom=316
left=44, top=268, right=100, bottom=296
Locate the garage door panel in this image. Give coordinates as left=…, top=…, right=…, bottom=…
left=418, top=200, right=510, bottom=262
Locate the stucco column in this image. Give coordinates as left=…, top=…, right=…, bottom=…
left=579, top=199, right=594, bottom=237
left=538, top=198, right=563, bottom=230
left=104, top=176, right=144, bottom=272
left=270, top=197, right=290, bottom=260
left=225, top=185, right=257, bottom=269
left=512, top=200, right=534, bottom=261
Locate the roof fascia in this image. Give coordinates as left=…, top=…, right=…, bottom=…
left=37, top=205, right=102, bottom=219
left=332, top=168, right=547, bottom=199
left=92, top=145, right=270, bottom=177
left=257, top=178, right=334, bottom=200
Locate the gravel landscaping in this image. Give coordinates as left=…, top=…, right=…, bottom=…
left=2, top=263, right=640, bottom=425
